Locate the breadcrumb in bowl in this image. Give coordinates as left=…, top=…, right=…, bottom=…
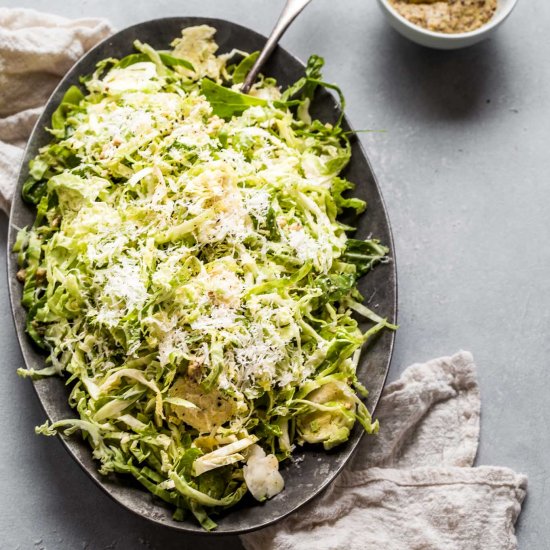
left=377, top=0, right=519, bottom=49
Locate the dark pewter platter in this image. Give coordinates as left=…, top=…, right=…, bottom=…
left=7, top=17, right=397, bottom=535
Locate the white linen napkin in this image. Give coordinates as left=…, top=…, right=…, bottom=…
left=0, top=8, right=113, bottom=214
left=0, top=10, right=527, bottom=549
left=241, top=351, right=527, bottom=550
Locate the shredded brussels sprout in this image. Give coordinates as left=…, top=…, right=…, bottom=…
left=15, top=26, right=395, bottom=529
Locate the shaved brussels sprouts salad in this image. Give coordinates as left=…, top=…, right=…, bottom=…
left=14, top=26, right=395, bottom=529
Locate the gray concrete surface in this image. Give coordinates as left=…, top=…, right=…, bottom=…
left=1, top=0, right=548, bottom=548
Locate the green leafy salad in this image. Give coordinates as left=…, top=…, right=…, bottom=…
left=14, top=26, right=395, bottom=529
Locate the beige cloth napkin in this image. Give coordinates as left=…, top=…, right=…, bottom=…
left=0, top=8, right=113, bottom=214
left=0, top=10, right=527, bottom=549
left=241, top=352, right=527, bottom=550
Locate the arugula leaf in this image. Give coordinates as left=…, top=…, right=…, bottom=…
left=281, top=55, right=323, bottom=103
left=281, top=55, right=347, bottom=126
left=302, top=55, right=325, bottom=100
left=316, top=273, right=356, bottom=302
left=232, top=51, right=259, bottom=84
left=158, top=52, right=195, bottom=72
left=201, top=78, right=299, bottom=118
left=342, top=239, right=389, bottom=277
left=21, top=179, right=42, bottom=205
left=116, top=53, right=149, bottom=68
left=51, top=85, right=84, bottom=135
left=121, top=48, right=195, bottom=72
left=331, top=177, right=366, bottom=214
left=200, top=78, right=268, bottom=118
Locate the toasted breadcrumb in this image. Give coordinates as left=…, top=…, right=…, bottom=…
left=390, top=0, right=498, bottom=33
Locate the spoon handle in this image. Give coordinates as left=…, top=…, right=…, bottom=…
left=241, top=0, right=313, bottom=93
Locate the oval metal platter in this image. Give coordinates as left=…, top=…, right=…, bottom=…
left=7, top=17, right=397, bottom=535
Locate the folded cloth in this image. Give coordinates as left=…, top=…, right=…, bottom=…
left=0, top=8, right=113, bottom=214
left=241, top=352, right=527, bottom=550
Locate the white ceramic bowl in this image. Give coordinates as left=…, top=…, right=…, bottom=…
left=376, top=0, right=519, bottom=49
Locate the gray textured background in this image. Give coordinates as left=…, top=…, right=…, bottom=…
left=1, top=1, right=548, bottom=548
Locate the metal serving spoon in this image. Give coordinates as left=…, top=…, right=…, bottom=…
left=241, top=0, right=314, bottom=93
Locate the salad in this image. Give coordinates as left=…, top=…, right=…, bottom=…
left=14, top=26, right=395, bottom=529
